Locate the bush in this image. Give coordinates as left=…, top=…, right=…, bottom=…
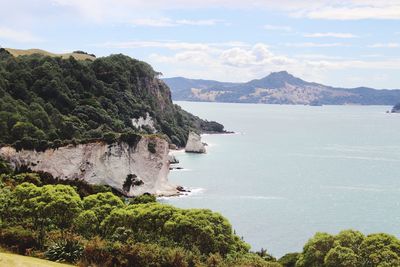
left=129, top=194, right=156, bottom=205
left=120, top=131, right=141, bottom=148
left=0, top=226, right=39, bottom=254
left=147, top=141, right=156, bottom=153
left=278, top=252, right=299, bottom=267
left=103, top=131, right=118, bottom=144
left=79, top=237, right=113, bottom=266
left=45, top=237, right=84, bottom=263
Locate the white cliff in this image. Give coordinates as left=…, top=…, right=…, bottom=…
left=185, top=132, right=206, bottom=153
left=0, top=137, right=179, bottom=197
left=132, top=112, right=156, bottom=133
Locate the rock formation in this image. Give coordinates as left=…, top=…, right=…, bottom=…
left=0, top=137, right=179, bottom=197
left=185, top=132, right=206, bottom=153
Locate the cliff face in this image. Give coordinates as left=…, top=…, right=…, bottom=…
left=0, top=137, right=178, bottom=197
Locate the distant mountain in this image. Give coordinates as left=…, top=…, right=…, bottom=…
left=164, top=71, right=400, bottom=105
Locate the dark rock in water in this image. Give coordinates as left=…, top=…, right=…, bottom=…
left=169, top=166, right=184, bottom=170
left=176, top=186, right=190, bottom=192
left=168, top=154, right=179, bottom=164
left=391, top=103, right=400, bottom=113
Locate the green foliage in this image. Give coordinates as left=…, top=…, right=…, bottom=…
left=295, top=230, right=400, bottom=267
left=278, top=253, right=299, bottom=267
left=122, top=174, right=143, bottom=192
left=296, top=232, right=335, bottom=267
left=359, top=233, right=400, bottom=267
left=129, top=194, right=156, bottom=205
left=147, top=141, right=156, bottom=153
left=45, top=237, right=83, bottom=263
left=82, top=192, right=124, bottom=223
left=100, top=203, right=249, bottom=256
left=324, top=245, right=359, bottom=267
left=73, top=210, right=99, bottom=238
left=119, top=131, right=141, bottom=148
left=0, top=50, right=223, bottom=148
left=0, top=159, right=12, bottom=174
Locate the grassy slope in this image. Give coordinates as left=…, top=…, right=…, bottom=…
left=5, top=48, right=95, bottom=61
left=0, top=252, right=74, bottom=267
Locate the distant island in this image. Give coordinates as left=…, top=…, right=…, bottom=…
left=164, top=71, right=400, bottom=105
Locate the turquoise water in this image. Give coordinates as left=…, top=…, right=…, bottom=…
left=162, top=101, right=400, bottom=257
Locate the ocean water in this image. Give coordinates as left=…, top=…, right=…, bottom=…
left=162, top=101, right=400, bottom=257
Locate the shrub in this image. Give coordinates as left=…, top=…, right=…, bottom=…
left=120, top=131, right=141, bottom=148
left=147, top=141, right=156, bottom=153
left=129, top=194, right=156, bottom=205
left=0, top=226, right=39, bottom=254
left=278, top=252, right=299, bottom=267
left=103, top=131, right=118, bottom=144
left=45, top=237, right=84, bottom=263
left=79, top=237, right=113, bottom=266
left=122, top=174, right=143, bottom=192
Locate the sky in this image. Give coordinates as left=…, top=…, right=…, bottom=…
left=0, top=0, right=400, bottom=88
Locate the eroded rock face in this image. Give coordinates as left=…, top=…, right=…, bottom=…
left=185, top=132, right=206, bottom=153
left=132, top=112, right=157, bottom=133
left=0, top=137, right=178, bottom=197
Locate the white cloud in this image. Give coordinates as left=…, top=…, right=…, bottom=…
left=142, top=40, right=400, bottom=84
left=263, top=24, right=292, bottom=31
left=132, top=18, right=223, bottom=27
left=95, top=40, right=250, bottom=51
left=132, top=18, right=176, bottom=27
left=50, top=0, right=400, bottom=21
left=296, top=3, right=400, bottom=20
left=368, top=42, right=400, bottom=48
left=176, top=19, right=222, bottom=26
left=304, top=32, right=358, bottom=38
left=285, top=42, right=347, bottom=47
left=0, top=27, right=42, bottom=43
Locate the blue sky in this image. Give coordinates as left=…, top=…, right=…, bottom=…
left=1, top=0, right=400, bottom=88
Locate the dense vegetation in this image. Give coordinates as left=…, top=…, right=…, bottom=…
left=0, top=48, right=224, bottom=150
left=0, top=163, right=280, bottom=266
left=1, top=162, right=400, bottom=266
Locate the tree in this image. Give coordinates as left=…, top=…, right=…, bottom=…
left=359, top=233, right=400, bottom=267
left=13, top=183, right=83, bottom=245
left=73, top=210, right=99, bottom=238
left=296, top=232, right=335, bottom=267
left=82, top=192, right=124, bottom=223
left=324, top=246, right=359, bottom=267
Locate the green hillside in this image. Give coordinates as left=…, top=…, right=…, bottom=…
left=5, top=48, right=96, bottom=61
left=0, top=48, right=224, bottom=150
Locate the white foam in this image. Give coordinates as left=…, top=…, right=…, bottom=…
left=289, top=153, right=400, bottom=162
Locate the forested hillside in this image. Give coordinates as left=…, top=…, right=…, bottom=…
left=0, top=48, right=223, bottom=150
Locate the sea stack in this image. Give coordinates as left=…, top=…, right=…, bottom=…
left=185, top=132, right=206, bottom=153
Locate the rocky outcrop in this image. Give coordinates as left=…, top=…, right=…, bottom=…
left=0, top=137, right=179, bottom=197
left=185, top=132, right=206, bottom=153
left=391, top=103, right=400, bottom=113
left=132, top=112, right=157, bottom=133
left=168, top=154, right=179, bottom=164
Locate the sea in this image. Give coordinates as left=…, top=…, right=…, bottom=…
left=161, top=101, right=400, bottom=257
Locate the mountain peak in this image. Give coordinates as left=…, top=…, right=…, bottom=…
left=247, top=71, right=308, bottom=88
